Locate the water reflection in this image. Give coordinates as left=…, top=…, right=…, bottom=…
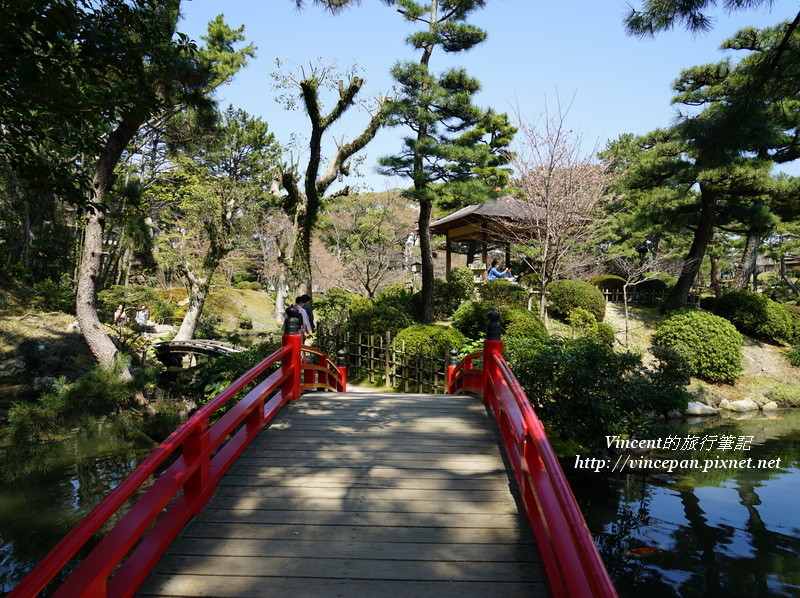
left=568, top=410, right=800, bottom=598
left=0, top=431, right=149, bottom=595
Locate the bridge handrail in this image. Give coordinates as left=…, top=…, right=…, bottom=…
left=10, top=308, right=341, bottom=598
left=447, top=312, right=617, bottom=598
left=300, top=345, right=347, bottom=393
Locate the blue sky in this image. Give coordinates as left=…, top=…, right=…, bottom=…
left=178, top=0, right=799, bottom=190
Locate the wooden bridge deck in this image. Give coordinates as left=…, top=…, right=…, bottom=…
left=138, top=391, right=548, bottom=598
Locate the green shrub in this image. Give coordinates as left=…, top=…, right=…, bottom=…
left=344, top=305, right=413, bottom=336
left=546, top=279, right=605, bottom=322
left=589, top=274, right=626, bottom=290
left=501, top=308, right=547, bottom=340
left=653, top=309, right=742, bottom=383
left=567, top=307, right=597, bottom=331
left=315, top=287, right=364, bottom=330
left=32, top=274, right=75, bottom=313
left=447, top=266, right=476, bottom=301
left=393, top=324, right=467, bottom=355
left=699, top=296, right=717, bottom=311
left=713, top=290, right=793, bottom=342
left=593, top=322, right=616, bottom=347
left=519, top=272, right=541, bottom=289
left=238, top=314, right=253, bottom=330
left=479, top=279, right=529, bottom=311
left=787, top=346, right=800, bottom=367
left=505, top=337, right=690, bottom=454
left=784, top=304, right=800, bottom=344
left=451, top=300, right=492, bottom=340
left=375, top=283, right=417, bottom=317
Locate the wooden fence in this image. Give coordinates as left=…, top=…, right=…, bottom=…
left=315, top=326, right=451, bottom=393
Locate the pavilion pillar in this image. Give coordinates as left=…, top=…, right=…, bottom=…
left=445, top=233, right=452, bottom=277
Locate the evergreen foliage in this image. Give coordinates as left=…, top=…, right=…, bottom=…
left=344, top=305, right=413, bottom=336
left=447, top=266, right=476, bottom=302
left=393, top=324, right=467, bottom=355
left=478, top=279, right=529, bottom=311
left=379, top=0, right=515, bottom=323
left=451, top=300, right=493, bottom=340
left=546, top=279, right=606, bottom=322
left=0, top=357, right=164, bottom=480
left=505, top=337, right=690, bottom=454
left=589, top=275, right=626, bottom=290
left=500, top=308, right=547, bottom=340
left=713, top=290, right=793, bottom=343
left=653, top=309, right=743, bottom=383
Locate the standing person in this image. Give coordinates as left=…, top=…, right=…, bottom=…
left=295, top=296, right=313, bottom=342
left=113, top=304, right=127, bottom=327
left=487, top=260, right=512, bottom=281
left=134, top=305, right=150, bottom=327
left=300, top=294, right=315, bottom=332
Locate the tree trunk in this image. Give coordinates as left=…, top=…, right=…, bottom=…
left=173, top=268, right=210, bottom=341
left=76, top=207, right=120, bottom=368
left=732, top=224, right=764, bottom=292
left=75, top=117, right=143, bottom=374
left=661, top=185, right=717, bottom=313
left=418, top=197, right=435, bottom=323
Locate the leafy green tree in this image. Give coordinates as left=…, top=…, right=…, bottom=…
left=379, top=0, right=515, bottom=323
left=152, top=106, right=280, bottom=341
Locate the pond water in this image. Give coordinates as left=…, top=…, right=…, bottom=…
left=1, top=408, right=798, bottom=596
left=0, top=431, right=150, bottom=596
left=566, top=409, right=800, bottom=598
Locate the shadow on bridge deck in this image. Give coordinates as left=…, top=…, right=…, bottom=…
left=138, top=391, right=548, bottom=598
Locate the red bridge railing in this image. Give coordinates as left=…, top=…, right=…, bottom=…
left=9, top=306, right=344, bottom=598
left=448, top=310, right=617, bottom=598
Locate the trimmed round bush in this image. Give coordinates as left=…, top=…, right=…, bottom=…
left=447, top=266, right=476, bottom=302
left=479, top=279, right=529, bottom=311
left=519, top=272, right=541, bottom=289
left=546, top=279, right=606, bottom=322
left=345, top=305, right=413, bottom=336
left=393, top=324, right=467, bottom=355
left=653, top=309, right=742, bottom=383
left=698, top=296, right=717, bottom=311
left=501, top=309, right=547, bottom=340
left=713, top=290, right=793, bottom=342
left=452, top=300, right=492, bottom=340
left=589, top=275, right=626, bottom=290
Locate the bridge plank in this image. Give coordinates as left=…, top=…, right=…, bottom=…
left=138, top=393, right=548, bottom=598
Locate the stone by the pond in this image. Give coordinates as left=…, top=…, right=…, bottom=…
left=684, top=401, right=720, bottom=416
left=719, top=397, right=759, bottom=413
left=762, top=401, right=779, bottom=411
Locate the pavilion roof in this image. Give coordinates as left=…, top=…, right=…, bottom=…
left=429, top=195, right=541, bottom=243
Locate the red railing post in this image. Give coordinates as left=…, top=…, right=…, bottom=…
left=182, top=419, right=210, bottom=512
left=482, top=310, right=503, bottom=407
left=337, top=350, right=347, bottom=392
left=445, top=349, right=458, bottom=394
left=282, top=306, right=302, bottom=400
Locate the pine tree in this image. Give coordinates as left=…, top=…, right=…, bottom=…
left=379, top=0, right=514, bottom=323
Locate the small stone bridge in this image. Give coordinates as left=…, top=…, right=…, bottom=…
left=153, top=339, right=246, bottom=367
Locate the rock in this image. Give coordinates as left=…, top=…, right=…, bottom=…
left=762, top=401, right=779, bottom=411
left=683, top=401, right=720, bottom=416
left=31, top=376, right=56, bottom=393
left=719, top=397, right=760, bottom=413
left=0, top=357, right=26, bottom=378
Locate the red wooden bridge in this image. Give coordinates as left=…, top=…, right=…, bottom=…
left=9, top=309, right=616, bottom=598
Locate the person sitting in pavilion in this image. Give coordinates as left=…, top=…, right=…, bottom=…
left=487, top=260, right=513, bottom=281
